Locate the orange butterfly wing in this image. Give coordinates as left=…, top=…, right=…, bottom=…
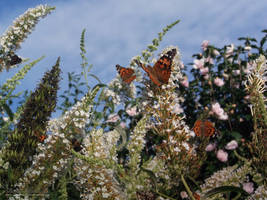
left=193, top=120, right=202, bottom=137
left=116, top=64, right=136, bottom=84
left=203, top=120, right=215, bottom=137
left=39, top=135, right=46, bottom=142
left=136, top=48, right=177, bottom=86
left=153, top=48, right=176, bottom=84
left=193, top=120, right=215, bottom=137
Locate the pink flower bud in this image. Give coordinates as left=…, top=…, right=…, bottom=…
left=216, top=149, right=228, bottom=162
left=181, top=76, right=189, bottom=87
left=200, top=67, right=209, bottom=75
left=106, top=113, right=120, bottom=123
left=126, top=106, right=137, bottom=116
left=243, top=182, right=254, bottom=194
left=225, top=140, right=238, bottom=150
left=201, top=40, right=209, bottom=51
left=180, top=191, right=188, bottom=199
left=120, top=122, right=126, bottom=128
left=205, top=143, right=216, bottom=152
left=214, top=77, right=225, bottom=87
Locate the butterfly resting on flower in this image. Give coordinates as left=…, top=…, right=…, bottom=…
left=135, top=48, right=177, bottom=86
left=192, top=120, right=216, bottom=137
left=116, top=64, right=136, bottom=84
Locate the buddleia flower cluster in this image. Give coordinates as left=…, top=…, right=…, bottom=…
left=129, top=46, right=204, bottom=199
left=0, top=4, right=55, bottom=71
left=73, top=128, right=123, bottom=199
left=102, top=77, right=136, bottom=105
left=199, top=163, right=253, bottom=199
left=14, top=88, right=99, bottom=196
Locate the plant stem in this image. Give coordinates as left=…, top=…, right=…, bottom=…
left=181, top=174, right=196, bottom=200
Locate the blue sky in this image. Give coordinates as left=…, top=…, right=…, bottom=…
left=0, top=0, right=266, bottom=115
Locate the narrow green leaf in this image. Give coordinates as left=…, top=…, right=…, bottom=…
left=204, top=186, right=249, bottom=198
left=2, top=103, right=13, bottom=121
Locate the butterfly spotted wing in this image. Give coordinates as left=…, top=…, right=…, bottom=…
left=116, top=64, right=136, bottom=84
left=71, top=138, right=83, bottom=152
left=39, top=135, right=46, bottom=142
left=136, top=48, right=177, bottom=86
left=193, top=120, right=215, bottom=137
left=7, top=54, right=22, bottom=66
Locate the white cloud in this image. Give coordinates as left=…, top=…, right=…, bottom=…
left=0, top=0, right=266, bottom=91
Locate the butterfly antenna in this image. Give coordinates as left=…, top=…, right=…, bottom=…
left=116, top=64, right=121, bottom=70
left=135, top=60, right=146, bottom=70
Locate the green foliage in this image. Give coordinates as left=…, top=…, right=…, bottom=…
left=0, top=57, right=44, bottom=145
left=0, top=4, right=267, bottom=199
left=179, top=30, right=267, bottom=182
left=0, top=58, right=61, bottom=189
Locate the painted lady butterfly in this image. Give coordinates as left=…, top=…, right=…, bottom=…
left=39, top=135, right=46, bottom=142
left=193, top=120, right=215, bottom=137
left=71, top=138, right=83, bottom=152
left=135, top=48, right=177, bottom=86
left=0, top=53, right=22, bottom=68
left=8, top=54, right=22, bottom=66
left=116, top=64, right=136, bottom=84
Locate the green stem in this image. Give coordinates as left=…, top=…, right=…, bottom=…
left=181, top=174, right=196, bottom=200
left=232, top=192, right=241, bottom=200
left=155, top=191, right=176, bottom=200
left=233, top=150, right=248, bottom=162
left=188, top=176, right=201, bottom=191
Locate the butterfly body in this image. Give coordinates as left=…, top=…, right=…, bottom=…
left=193, top=120, right=215, bottom=137
left=38, top=135, right=46, bottom=142
left=71, top=138, right=83, bottom=152
left=136, top=48, right=177, bottom=86
left=8, top=54, right=22, bottom=66
left=116, top=64, right=136, bottom=84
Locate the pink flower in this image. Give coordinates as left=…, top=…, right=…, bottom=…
left=203, top=74, right=209, bottom=80
left=233, top=70, right=240, bottom=76
left=233, top=83, right=240, bottom=89
left=201, top=40, right=209, bottom=51
left=222, top=73, right=229, bottom=79
left=211, top=103, right=228, bottom=120
left=218, top=113, right=228, bottom=120
left=214, top=77, right=225, bottom=87
left=200, top=67, right=209, bottom=75
left=225, top=140, right=238, bottom=150
left=181, top=76, right=189, bottom=87
left=205, top=143, right=216, bottom=152
left=106, top=113, right=120, bottom=123
left=244, top=46, right=251, bottom=51
left=193, top=58, right=204, bottom=69
left=244, top=95, right=250, bottom=100
left=243, top=182, right=254, bottom=194
left=171, top=104, right=183, bottom=114
left=226, top=44, right=234, bottom=57
left=213, top=49, right=220, bottom=56
left=120, top=122, right=126, bottom=128
left=205, top=56, right=214, bottom=64
left=180, top=62, right=185, bottom=69
left=180, top=191, right=188, bottom=199
left=216, top=149, right=228, bottom=162
left=126, top=106, right=137, bottom=116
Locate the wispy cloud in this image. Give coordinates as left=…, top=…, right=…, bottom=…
left=0, top=0, right=266, bottom=89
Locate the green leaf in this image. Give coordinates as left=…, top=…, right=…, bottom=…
left=260, top=36, right=266, bottom=47
left=88, top=73, right=102, bottom=83
left=230, top=131, right=242, bottom=140
left=2, top=103, right=13, bottom=121
left=91, top=83, right=106, bottom=92
left=203, top=186, right=249, bottom=198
